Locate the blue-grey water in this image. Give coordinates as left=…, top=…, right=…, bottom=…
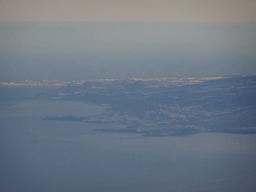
left=1, top=100, right=256, bottom=192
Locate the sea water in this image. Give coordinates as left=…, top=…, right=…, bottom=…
left=1, top=100, right=256, bottom=192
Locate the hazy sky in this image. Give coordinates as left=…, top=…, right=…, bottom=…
left=0, top=1, right=255, bottom=80
left=0, top=0, right=256, bottom=22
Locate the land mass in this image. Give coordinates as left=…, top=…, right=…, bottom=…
left=36, top=76, right=256, bottom=136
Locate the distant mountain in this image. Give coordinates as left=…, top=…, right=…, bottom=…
left=39, top=76, right=256, bottom=136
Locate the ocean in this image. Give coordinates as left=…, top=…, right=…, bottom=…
left=1, top=99, right=256, bottom=192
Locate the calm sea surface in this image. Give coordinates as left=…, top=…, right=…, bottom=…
left=1, top=100, right=256, bottom=192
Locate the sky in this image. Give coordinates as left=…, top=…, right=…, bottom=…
left=0, top=0, right=256, bottom=22
left=0, top=0, right=255, bottom=81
